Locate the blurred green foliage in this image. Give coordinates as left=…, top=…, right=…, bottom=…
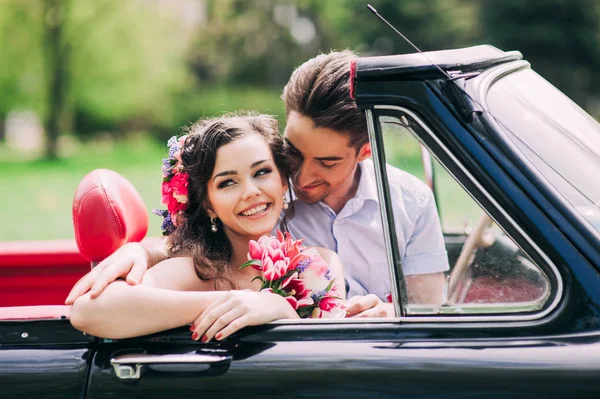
left=2, top=0, right=599, bottom=146
left=1, top=0, right=599, bottom=239
left=0, top=134, right=166, bottom=240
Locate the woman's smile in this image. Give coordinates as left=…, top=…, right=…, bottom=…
left=239, top=202, right=272, bottom=218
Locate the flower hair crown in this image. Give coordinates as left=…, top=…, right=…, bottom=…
left=153, top=135, right=189, bottom=235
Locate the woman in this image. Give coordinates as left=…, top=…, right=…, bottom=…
left=69, top=113, right=344, bottom=342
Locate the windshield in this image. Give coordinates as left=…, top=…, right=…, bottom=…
left=485, top=66, right=600, bottom=235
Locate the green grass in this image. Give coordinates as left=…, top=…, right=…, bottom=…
left=1, top=85, right=288, bottom=241
left=0, top=135, right=167, bottom=241
left=175, top=86, right=287, bottom=128
left=1, top=115, right=483, bottom=241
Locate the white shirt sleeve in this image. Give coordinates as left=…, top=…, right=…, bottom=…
left=401, top=188, right=450, bottom=276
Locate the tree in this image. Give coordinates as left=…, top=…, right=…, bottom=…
left=43, top=0, right=70, bottom=159
left=0, top=0, right=193, bottom=158
left=307, top=0, right=479, bottom=56
left=479, top=0, right=600, bottom=111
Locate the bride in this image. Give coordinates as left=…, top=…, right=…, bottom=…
left=69, top=112, right=345, bottom=342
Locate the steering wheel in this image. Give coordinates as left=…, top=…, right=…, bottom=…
left=446, top=213, right=494, bottom=304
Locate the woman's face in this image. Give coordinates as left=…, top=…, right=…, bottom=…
left=206, top=133, right=287, bottom=241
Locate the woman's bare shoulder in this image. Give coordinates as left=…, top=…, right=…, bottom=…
left=143, top=256, right=214, bottom=292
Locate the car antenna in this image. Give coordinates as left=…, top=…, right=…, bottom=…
left=367, top=4, right=483, bottom=120
left=367, top=5, right=599, bottom=210
left=367, top=4, right=453, bottom=81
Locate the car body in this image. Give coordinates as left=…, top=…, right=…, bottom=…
left=1, top=45, right=600, bottom=398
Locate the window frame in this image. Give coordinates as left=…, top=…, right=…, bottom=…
left=475, top=61, right=600, bottom=252
left=366, top=107, right=563, bottom=323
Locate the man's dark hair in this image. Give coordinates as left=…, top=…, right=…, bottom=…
left=282, top=50, right=369, bottom=150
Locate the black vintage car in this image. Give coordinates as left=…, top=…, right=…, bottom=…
left=2, top=45, right=600, bottom=398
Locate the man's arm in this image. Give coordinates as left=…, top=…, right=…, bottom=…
left=65, top=241, right=167, bottom=305
left=406, top=272, right=446, bottom=304
left=346, top=185, right=449, bottom=317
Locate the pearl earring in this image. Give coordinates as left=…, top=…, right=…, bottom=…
left=210, top=217, right=218, bottom=233
left=282, top=196, right=289, bottom=210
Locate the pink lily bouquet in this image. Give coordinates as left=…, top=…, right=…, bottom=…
left=240, top=231, right=346, bottom=319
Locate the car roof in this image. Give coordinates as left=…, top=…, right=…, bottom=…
left=356, top=45, right=523, bottom=79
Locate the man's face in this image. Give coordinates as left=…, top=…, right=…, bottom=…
left=284, top=111, right=370, bottom=205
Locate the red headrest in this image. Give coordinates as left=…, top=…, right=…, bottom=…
left=73, top=169, right=148, bottom=262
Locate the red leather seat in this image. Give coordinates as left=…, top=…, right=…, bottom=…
left=0, top=170, right=150, bottom=308
left=72, top=169, right=148, bottom=262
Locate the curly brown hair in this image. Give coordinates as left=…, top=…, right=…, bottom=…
left=167, top=112, right=293, bottom=289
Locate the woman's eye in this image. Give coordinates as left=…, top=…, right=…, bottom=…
left=255, top=167, right=272, bottom=177
left=217, top=179, right=235, bottom=189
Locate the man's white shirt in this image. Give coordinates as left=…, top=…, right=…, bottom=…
left=283, top=159, right=449, bottom=300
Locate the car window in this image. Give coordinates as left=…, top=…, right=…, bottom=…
left=376, top=114, right=554, bottom=316
left=486, top=67, right=600, bottom=236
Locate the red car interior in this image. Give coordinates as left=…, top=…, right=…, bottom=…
left=73, top=168, right=149, bottom=263
left=0, top=169, right=160, bottom=315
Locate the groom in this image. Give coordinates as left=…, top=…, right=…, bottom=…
left=66, top=50, right=449, bottom=317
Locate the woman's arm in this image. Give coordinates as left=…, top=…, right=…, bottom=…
left=69, top=257, right=297, bottom=339
left=69, top=280, right=221, bottom=339
left=69, top=257, right=215, bottom=338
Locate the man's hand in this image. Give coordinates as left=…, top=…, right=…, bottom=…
left=65, top=242, right=157, bottom=305
left=344, top=294, right=395, bottom=318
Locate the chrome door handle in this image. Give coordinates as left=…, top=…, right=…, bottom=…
left=110, top=352, right=232, bottom=380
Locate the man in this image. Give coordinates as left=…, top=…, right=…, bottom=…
left=66, top=50, right=449, bottom=317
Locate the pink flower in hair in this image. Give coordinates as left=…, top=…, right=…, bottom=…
left=171, top=172, right=189, bottom=203
left=155, top=135, right=190, bottom=235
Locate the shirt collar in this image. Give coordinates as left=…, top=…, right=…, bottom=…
left=353, top=159, right=379, bottom=203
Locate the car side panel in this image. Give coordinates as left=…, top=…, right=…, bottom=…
left=0, top=319, right=93, bottom=399
left=87, top=335, right=600, bottom=398
left=0, top=348, right=89, bottom=399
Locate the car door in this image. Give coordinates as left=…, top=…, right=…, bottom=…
left=87, top=59, right=600, bottom=398
left=0, top=313, right=92, bottom=399
left=86, top=99, right=600, bottom=397
left=84, top=320, right=600, bottom=398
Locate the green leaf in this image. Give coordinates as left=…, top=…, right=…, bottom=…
left=324, top=278, right=335, bottom=293
left=251, top=276, right=266, bottom=285
left=271, top=287, right=287, bottom=296
left=283, top=269, right=298, bottom=278
left=239, top=259, right=262, bottom=270
left=296, top=305, right=318, bottom=319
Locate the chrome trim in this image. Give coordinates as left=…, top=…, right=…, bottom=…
left=373, top=104, right=563, bottom=323
left=406, top=301, right=545, bottom=315
left=271, top=317, right=401, bottom=325
left=366, top=109, right=404, bottom=318
left=110, top=352, right=231, bottom=380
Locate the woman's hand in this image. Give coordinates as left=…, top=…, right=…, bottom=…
left=190, top=290, right=298, bottom=342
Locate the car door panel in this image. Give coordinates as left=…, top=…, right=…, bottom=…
left=86, top=327, right=600, bottom=398
left=0, top=320, right=91, bottom=399
left=0, top=348, right=89, bottom=399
